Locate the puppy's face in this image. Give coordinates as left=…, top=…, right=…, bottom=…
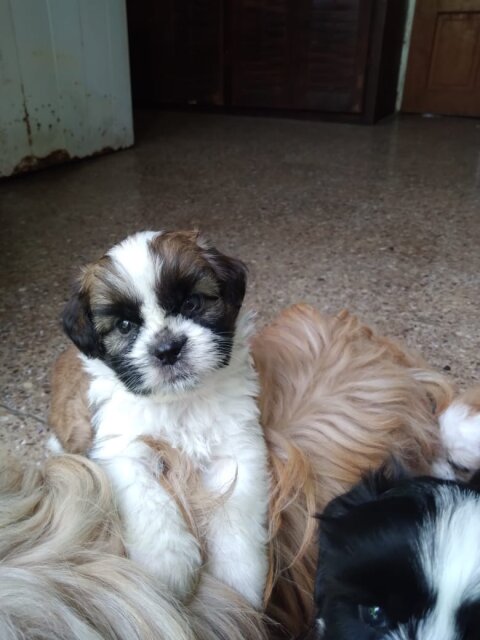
left=312, top=465, right=480, bottom=640
left=62, top=230, right=247, bottom=395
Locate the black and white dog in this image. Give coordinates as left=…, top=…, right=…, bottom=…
left=312, top=464, right=480, bottom=639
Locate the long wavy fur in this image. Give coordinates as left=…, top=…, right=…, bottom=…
left=4, top=304, right=460, bottom=639
left=0, top=453, right=267, bottom=640
left=255, top=305, right=454, bottom=637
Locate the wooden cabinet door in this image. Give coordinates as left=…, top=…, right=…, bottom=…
left=230, top=0, right=373, bottom=112
left=153, top=0, right=224, bottom=105
left=294, top=0, right=373, bottom=112
left=230, top=0, right=293, bottom=108
left=403, top=0, right=480, bottom=116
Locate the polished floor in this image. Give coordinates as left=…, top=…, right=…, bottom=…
left=1, top=111, right=479, bottom=462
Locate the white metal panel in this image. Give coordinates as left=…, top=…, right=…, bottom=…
left=9, top=0, right=66, bottom=159
left=0, top=1, right=32, bottom=167
left=47, top=0, right=90, bottom=158
left=0, top=0, right=133, bottom=177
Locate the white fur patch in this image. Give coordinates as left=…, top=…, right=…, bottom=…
left=418, top=488, right=480, bottom=639
left=46, top=434, right=64, bottom=455
left=386, top=487, right=480, bottom=639
left=107, top=230, right=160, bottom=302
left=440, top=402, right=480, bottom=471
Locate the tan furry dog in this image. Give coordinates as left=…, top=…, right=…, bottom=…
left=0, top=452, right=267, bottom=640
left=46, top=303, right=480, bottom=638
left=255, top=305, right=455, bottom=635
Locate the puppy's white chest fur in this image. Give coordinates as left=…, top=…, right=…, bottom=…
left=82, top=315, right=269, bottom=608
left=85, top=349, right=259, bottom=466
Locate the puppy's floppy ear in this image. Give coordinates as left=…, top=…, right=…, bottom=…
left=62, top=283, right=102, bottom=358
left=314, top=459, right=411, bottom=611
left=320, top=457, right=411, bottom=523
left=313, top=470, right=389, bottom=610
left=198, top=235, right=247, bottom=307
left=468, top=468, right=480, bottom=493
left=209, top=249, right=247, bottom=307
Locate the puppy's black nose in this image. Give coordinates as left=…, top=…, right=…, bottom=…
left=154, top=336, right=187, bottom=365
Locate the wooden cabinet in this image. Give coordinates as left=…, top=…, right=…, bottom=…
left=230, top=0, right=292, bottom=109
left=128, top=0, right=224, bottom=106
left=154, top=0, right=225, bottom=105
left=294, top=0, right=373, bottom=112
left=128, top=0, right=408, bottom=122
left=230, top=0, right=373, bottom=113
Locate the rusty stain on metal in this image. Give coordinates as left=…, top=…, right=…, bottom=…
left=2, top=2, right=133, bottom=178
left=12, top=149, right=71, bottom=176
left=89, top=146, right=115, bottom=158
left=10, top=146, right=117, bottom=177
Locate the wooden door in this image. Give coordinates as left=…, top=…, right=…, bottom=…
left=402, top=0, right=480, bottom=116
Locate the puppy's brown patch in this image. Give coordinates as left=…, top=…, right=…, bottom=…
left=459, top=385, right=480, bottom=415
left=49, top=346, right=93, bottom=454
left=152, top=232, right=221, bottom=311
left=149, top=231, right=244, bottom=329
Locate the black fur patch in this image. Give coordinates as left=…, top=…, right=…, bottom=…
left=62, top=286, right=104, bottom=358
left=104, top=351, right=146, bottom=394
left=312, top=465, right=480, bottom=639
left=314, top=467, right=438, bottom=639
left=94, top=299, right=143, bottom=329
left=457, top=600, right=480, bottom=639
left=151, top=231, right=247, bottom=366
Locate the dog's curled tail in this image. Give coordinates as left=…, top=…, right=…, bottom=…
left=0, top=452, right=268, bottom=640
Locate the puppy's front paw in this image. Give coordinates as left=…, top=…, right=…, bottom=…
left=128, top=533, right=202, bottom=599
left=208, top=524, right=268, bottom=609
left=209, top=550, right=268, bottom=609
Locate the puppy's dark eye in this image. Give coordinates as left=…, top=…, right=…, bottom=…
left=116, top=319, right=135, bottom=335
left=358, top=605, right=389, bottom=629
left=181, top=293, right=205, bottom=315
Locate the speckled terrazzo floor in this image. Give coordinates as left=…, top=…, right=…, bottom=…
left=1, top=111, right=479, bottom=463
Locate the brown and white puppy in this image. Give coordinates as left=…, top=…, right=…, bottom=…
left=53, top=230, right=270, bottom=611
left=50, top=245, right=480, bottom=638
